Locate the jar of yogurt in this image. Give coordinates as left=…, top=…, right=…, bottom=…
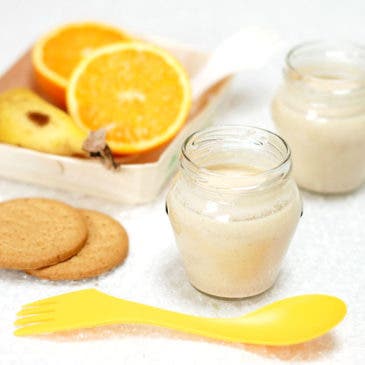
left=166, top=126, right=302, bottom=298
left=272, top=41, right=365, bottom=193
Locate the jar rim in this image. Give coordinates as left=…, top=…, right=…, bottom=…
left=181, top=125, right=291, bottom=192
left=285, top=40, right=365, bottom=91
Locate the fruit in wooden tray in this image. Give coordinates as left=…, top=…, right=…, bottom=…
left=0, top=89, right=87, bottom=156
left=67, top=42, right=191, bottom=154
left=32, top=22, right=130, bottom=106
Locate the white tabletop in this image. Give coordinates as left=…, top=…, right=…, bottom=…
left=0, top=0, right=364, bottom=364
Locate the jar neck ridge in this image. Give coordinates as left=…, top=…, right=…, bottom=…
left=180, top=126, right=292, bottom=195
left=283, top=41, right=365, bottom=106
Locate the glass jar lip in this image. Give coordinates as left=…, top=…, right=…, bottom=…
left=285, top=40, right=365, bottom=91
left=181, top=125, right=291, bottom=192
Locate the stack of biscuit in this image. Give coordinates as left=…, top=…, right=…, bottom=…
left=0, top=198, right=128, bottom=280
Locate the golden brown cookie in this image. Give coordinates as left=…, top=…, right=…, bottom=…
left=27, top=209, right=129, bottom=280
left=0, top=198, right=87, bottom=270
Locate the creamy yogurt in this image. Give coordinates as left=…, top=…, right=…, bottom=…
left=272, top=42, right=365, bottom=193
left=166, top=126, right=302, bottom=298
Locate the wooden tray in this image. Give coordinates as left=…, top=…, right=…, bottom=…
left=0, top=36, right=231, bottom=204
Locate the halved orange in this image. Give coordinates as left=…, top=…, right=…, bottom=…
left=32, top=22, right=130, bottom=106
left=67, top=42, right=191, bottom=154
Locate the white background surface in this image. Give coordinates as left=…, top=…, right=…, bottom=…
left=0, top=0, right=365, bottom=364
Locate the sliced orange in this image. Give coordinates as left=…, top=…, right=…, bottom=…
left=32, top=22, right=130, bottom=106
left=67, top=42, right=191, bottom=154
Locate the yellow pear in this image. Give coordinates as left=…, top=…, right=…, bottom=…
left=0, top=88, right=87, bottom=156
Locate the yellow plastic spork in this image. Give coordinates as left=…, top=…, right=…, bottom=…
left=15, top=289, right=346, bottom=345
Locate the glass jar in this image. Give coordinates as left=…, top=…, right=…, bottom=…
left=166, top=126, right=302, bottom=299
left=272, top=41, right=365, bottom=193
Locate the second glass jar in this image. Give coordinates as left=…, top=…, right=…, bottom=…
left=272, top=41, right=365, bottom=194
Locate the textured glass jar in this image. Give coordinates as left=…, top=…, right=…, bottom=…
left=166, top=126, right=302, bottom=299
left=272, top=41, right=365, bottom=193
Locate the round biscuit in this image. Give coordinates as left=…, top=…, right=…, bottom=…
left=27, top=209, right=128, bottom=280
left=0, top=198, right=87, bottom=270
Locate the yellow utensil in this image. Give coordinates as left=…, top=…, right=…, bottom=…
left=15, top=289, right=346, bottom=345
